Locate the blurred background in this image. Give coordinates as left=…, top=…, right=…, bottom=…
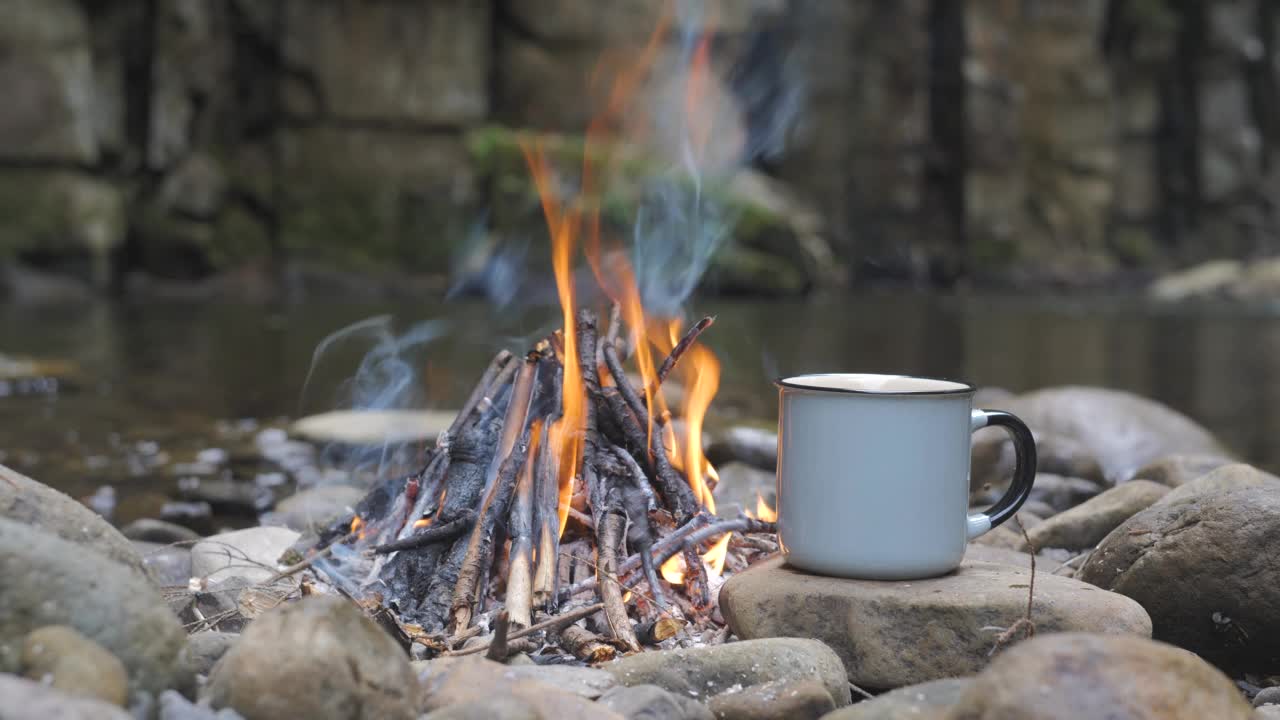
left=4, top=0, right=1280, bottom=509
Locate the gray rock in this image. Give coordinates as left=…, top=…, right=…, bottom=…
left=185, top=631, right=238, bottom=677
left=1024, top=480, right=1169, bottom=551
left=1152, top=463, right=1280, bottom=506
left=598, top=684, right=715, bottom=720
left=133, top=541, right=193, bottom=586
left=947, top=633, right=1252, bottom=719
left=706, top=427, right=778, bottom=472
left=972, top=433, right=1105, bottom=495
left=713, top=462, right=776, bottom=519
left=21, top=625, right=128, bottom=706
left=289, top=409, right=457, bottom=447
left=1256, top=686, right=1280, bottom=708
left=1017, top=499, right=1058, bottom=519
left=1025, top=473, right=1104, bottom=513
left=0, top=674, right=132, bottom=720
left=0, top=517, right=189, bottom=696
left=1130, top=454, right=1237, bottom=487
left=1258, top=706, right=1280, bottom=720
left=121, top=518, right=202, bottom=544
left=270, top=485, right=364, bottom=532
left=176, top=476, right=273, bottom=515
left=419, top=655, right=621, bottom=718
left=0, top=464, right=147, bottom=577
left=413, top=658, right=617, bottom=699
left=604, top=638, right=850, bottom=705
left=1078, top=486, right=1280, bottom=672
left=821, top=678, right=971, bottom=719
left=964, top=544, right=1035, bottom=570
left=191, top=527, right=300, bottom=584
left=158, top=690, right=245, bottom=720
left=207, top=595, right=417, bottom=720
left=721, top=557, right=1151, bottom=689
left=997, top=387, right=1227, bottom=483
left=971, top=512, right=1043, bottom=550
left=420, top=697, right=540, bottom=720
left=708, top=678, right=835, bottom=720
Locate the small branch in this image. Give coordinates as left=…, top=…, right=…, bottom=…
left=989, top=516, right=1037, bottom=656
left=612, top=445, right=657, bottom=511
left=445, top=602, right=606, bottom=657
left=599, top=509, right=641, bottom=653
left=485, top=610, right=512, bottom=662
left=448, top=350, right=514, bottom=443
left=560, top=624, right=617, bottom=663
left=506, top=446, right=537, bottom=628
left=655, top=316, right=714, bottom=385
left=371, top=511, right=476, bottom=554
left=602, top=341, right=650, bottom=429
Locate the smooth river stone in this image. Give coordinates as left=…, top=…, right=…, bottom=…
left=290, top=409, right=456, bottom=446
left=720, top=557, right=1151, bottom=690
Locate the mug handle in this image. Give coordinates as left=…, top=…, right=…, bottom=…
left=966, top=409, right=1037, bottom=539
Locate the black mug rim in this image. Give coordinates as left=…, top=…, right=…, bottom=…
left=775, top=372, right=976, bottom=397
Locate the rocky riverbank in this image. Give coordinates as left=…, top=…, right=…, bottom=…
left=2, top=385, right=1280, bottom=718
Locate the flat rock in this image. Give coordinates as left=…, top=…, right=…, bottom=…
left=721, top=557, right=1151, bottom=689
left=708, top=678, right=835, bottom=720
left=0, top=463, right=147, bottom=577
left=822, top=678, right=971, bottom=720
left=964, top=545, right=1035, bottom=569
left=270, top=484, right=365, bottom=531
left=0, top=517, right=189, bottom=697
left=1024, top=480, right=1169, bottom=551
left=1152, top=463, right=1280, bottom=506
left=290, top=409, right=456, bottom=446
left=420, top=696, right=541, bottom=720
left=598, top=684, right=714, bottom=720
left=133, top=541, right=193, bottom=586
left=121, top=518, right=202, bottom=544
left=207, top=595, right=417, bottom=720
left=1078, top=486, right=1280, bottom=672
left=713, top=462, right=776, bottom=519
left=191, top=527, right=300, bottom=584
left=995, top=387, right=1227, bottom=483
left=420, top=655, right=621, bottom=718
left=0, top=674, right=133, bottom=720
left=947, top=633, right=1252, bottom=719
left=21, top=625, right=128, bottom=706
left=413, top=657, right=616, bottom=699
left=1256, top=686, right=1280, bottom=707
left=603, top=638, right=850, bottom=705
left=1131, top=453, right=1237, bottom=487
left=706, top=426, right=778, bottom=472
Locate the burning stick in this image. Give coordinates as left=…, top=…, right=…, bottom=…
left=532, top=422, right=561, bottom=610
left=371, top=510, right=475, bottom=554
left=601, top=341, right=650, bottom=429
left=654, top=316, right=715, bottom=386
left=597, top=505, right=641, bottom=652
left=445, top=601, right=605, bottom=657
left=561, top=624, right=617, bottom=663
left=450, top=424, right=534, bottom=635
left=505, top=432, right=537, bottom=628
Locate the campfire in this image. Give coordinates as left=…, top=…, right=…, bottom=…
left=306, top=12, right=779, bottom=661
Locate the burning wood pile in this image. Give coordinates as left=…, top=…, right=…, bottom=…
left=311, top=304, right=777, bottom=661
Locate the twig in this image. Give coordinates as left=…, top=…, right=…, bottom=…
left=612, top=445, right=657, bottom=511
left=989, top=516, right=1037, bottom=656
left=654, top=316, right=714, bottom=385
left=648, top=516, right=776, bottom=572
left=532, top=423, right=560, bottom=610
left=599, top=508, right=641, bottom=652
left=485, top=610, right=512, bottom=662
left=448, top=350, right=513, bottom=444
left=560, top=624, right=616, bottom=663
left=371, top=511, right=475, bottom=554
left=506, top=442, right=537, bottom=628
left=850, top=682, right=875, bottom=701
left=602, top=341, right=650, bottom=429
left=262, top=543, right=333, bottom=585
left=560, top=513, right=715, bottom=598
left=445, top=602, right=606, bottom=657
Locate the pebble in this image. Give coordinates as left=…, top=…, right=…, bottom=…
left=597, top=684, right=714, bottom=720
left=821, top=677, right=971, bottom=719
left=191, top=526, right=300, bottom=584
left=0, top=673, right=133, bottom=720
left=21, top=625, right=129, bottom=707
left=707, top=677, right=835, bottom=720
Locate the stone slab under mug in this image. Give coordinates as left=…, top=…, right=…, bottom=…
left=776, top=373, right=1036, bottom=580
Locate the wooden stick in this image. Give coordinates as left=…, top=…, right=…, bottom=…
left=532, top=423, right=560, bottom=610
left=483, top=355, right=538, bottom=493
left=445, top=602, right=606, bottom=657
left=601, top=341, right=650, bottom=429
left=506, top=435, right=537, bottom=628
left=561, top=624, right=617, bottom=663
left=371, top=510, right=475, bottom=554
left=448, top=349, right=513, bottom=444
left=485, top=610, right=512, bottom=661
left=450, top=429, right=533, bottom=634
left=650, top=414, right=698, bottom=523
left=470, top=355, right=521, bottom=428
left=655, top=316, right=714, bottom=385
left=637, top=616, right=685, bottom=645
left=612, top=445, right=657, bottom=511
left=560, top=513, right=714, bottom=598
left=598, top=508, right=641, bottom=652
left=390, top=451, right=449, bottom=543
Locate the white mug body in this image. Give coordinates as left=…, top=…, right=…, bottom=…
left=775, top=373, right=1035, bottom=580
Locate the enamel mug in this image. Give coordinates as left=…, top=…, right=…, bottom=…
left=775, top=373, right=1036, bottom=580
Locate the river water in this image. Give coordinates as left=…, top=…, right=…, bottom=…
left=2, top=294, right=1277, bottom=507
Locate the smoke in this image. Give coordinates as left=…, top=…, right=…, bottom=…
left=299, top=315, right=449, bottom=480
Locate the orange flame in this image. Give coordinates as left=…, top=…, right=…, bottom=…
left=412, top=517, right=432, bottom=530
left=660, top=554, right=685, bottom=585
left=754, top=492, right=777, bottom=522
left=521, top=4, right=727, bottom=549
left=349, top=515, right=365, bottom=541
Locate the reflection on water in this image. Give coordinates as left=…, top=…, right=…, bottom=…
left=2, top=294, right=1278, bottom=500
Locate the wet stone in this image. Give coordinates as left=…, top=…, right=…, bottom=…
left=598, top=684, right=715, bottom=720
left=133, top=540, right=193, bottom=586
left=822, top=678, right=972, bottom=720
left=0, top=674, right=133, bottom=720
left=185, top=631, right=238, bottom=677
left=268, top=484, right=364, bottom=532
left=707, top=677, right=835, bottom=720
left=721, top=557, right=1151, bottom=689
left=121, top=517, right=202, bottom=544
left=191, top=526, right=300, bottom=584
left=21, top=625, right=128, bottom=707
